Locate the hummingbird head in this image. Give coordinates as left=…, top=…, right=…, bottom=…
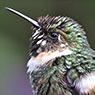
left=28, top=15, right=89, bottom=72
left=30, top=16, right=73, bottom=63
left=6, top=7, right=89, bottom=73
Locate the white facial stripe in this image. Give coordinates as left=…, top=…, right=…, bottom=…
left=75, top=72, right=95, bottom=94
left=38, top=34, right=44, bottom=38
left=27, top=48, right=73, bottom=73
left=36, top=49, right=72, bottom=63
left=32, top=30, right=39, bottom=37
left=32, top=34, right=38, bottom=40
left=37, top=40, right=42, bottom=44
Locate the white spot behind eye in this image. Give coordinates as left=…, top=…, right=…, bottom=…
left=58, top=35, right=61, bottom=41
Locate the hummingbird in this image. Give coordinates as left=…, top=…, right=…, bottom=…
left=6, top=7, right=95, bottom=95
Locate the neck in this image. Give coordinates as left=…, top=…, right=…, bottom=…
left=30, top=46, right=95, bottom=95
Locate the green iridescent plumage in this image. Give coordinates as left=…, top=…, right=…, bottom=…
left=29, top=16, right=95, bottom=95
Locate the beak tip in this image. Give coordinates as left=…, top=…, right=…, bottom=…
left=5, top=7, right=9, bottom=10
left=5, top=7, right=12, bottom=11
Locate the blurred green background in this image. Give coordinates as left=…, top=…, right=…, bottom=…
left=0, top=0, right=95, bottom=95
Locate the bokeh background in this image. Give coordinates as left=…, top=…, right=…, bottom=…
left=0, top=0, right=95, bottom=95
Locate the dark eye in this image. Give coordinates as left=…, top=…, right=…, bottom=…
left=49, top=32, right=59, bottom=39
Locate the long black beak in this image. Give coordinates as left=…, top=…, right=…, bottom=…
left=5, top=7, right=41, bottom=28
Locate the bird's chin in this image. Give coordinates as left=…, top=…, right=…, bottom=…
left=27, top=48, right=73, bottom=73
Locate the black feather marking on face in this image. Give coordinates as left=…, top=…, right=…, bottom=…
left=29, top=16, right=68, bottom=57
left=29, top=15, right=87, bottom=58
